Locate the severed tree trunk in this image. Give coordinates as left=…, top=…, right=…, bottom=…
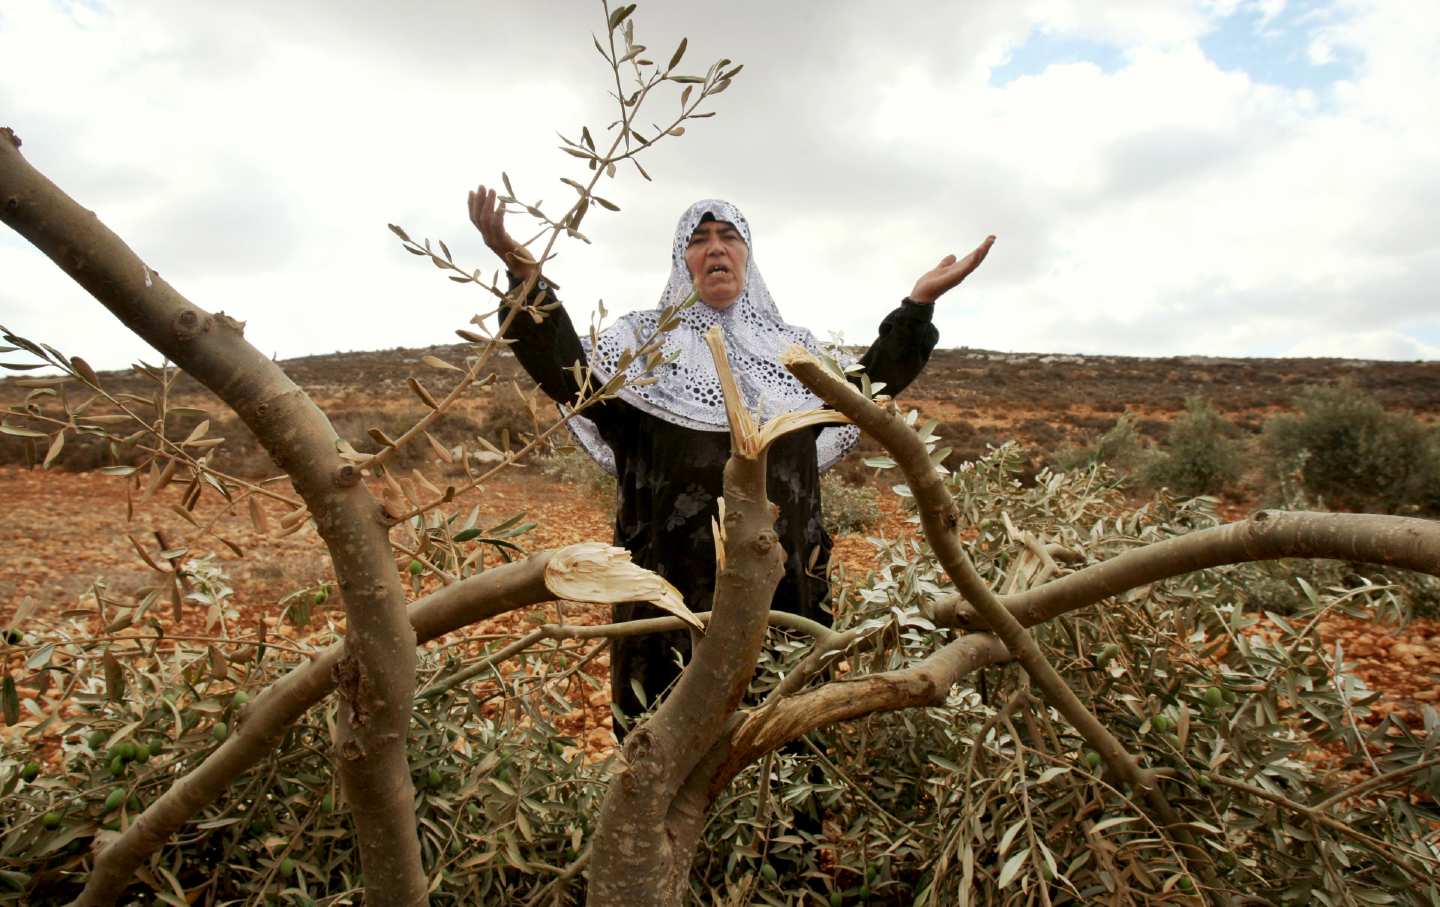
left=0, top=127, right=429, bottom=906
left=586, top=329, right=791, bottom=906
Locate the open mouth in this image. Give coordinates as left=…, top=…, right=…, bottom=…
left=706, top=265, right=731, bottom=276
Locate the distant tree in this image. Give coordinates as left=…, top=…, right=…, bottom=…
left=2, top=5, right=1438, bottom=906
left=1264, top=382, right=1440, bottom=514
left=1145, top=396, right=1243, bottom=496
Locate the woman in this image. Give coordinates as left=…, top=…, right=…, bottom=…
left=468, top=187, right=993, bottom=737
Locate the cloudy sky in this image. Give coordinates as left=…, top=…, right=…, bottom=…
left=2, top=0, right=1437, bottom=370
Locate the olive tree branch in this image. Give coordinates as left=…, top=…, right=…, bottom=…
left=1206, top=774, right=1438, bottom=882
left=780, top=344, right=1212, bottom=883
left=1312, top=755, right=1440, bottom=812
left=0, top=126, right=442, bottom=906
left=65, top=542, right=673, bottom=904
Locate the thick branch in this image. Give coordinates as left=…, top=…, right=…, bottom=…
left=934, top=510, right=1440, bottom=630
left=420, top=608, right=837, bottom=700
left=783, top=345, right=1220, bottom=893
left=0, top=131, right=432, bottom=905
left=588, top=326, right=788, bottom=907
left=732, top=634, right=1010, bottom=768
left=78, top=542, right=674, bottom=904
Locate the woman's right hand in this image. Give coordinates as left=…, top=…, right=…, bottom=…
left=468, top=184, right=540, bottom=284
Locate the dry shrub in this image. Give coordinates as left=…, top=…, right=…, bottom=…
left=536, top=444, right=615, bottom=499
left=820, top=471, right=881, bottom=535
left=1262, top=383, right=1440, bottom=514
left=1051, top=411, right=1154, bottom=477
left=1144, top=396, right=1244, bottom=496
left=475, top=382, right=545, bottom=451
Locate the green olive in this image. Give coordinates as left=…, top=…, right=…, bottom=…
left=321, top=793, right=334, bottom=813
left=1203, top=686, right=1225, bottom=709
left=212, top=721, right=229, bottom=743
left=1084, top=751, right=1102, bottom=769
left=41, top=810, right=62, bottom=829
left=87, top=731, right=108, bottom=750
left=279, top=857, right=297, bottom=877
left=20, top=760, right=39, bottom=782
left=408, top=559, right=424, bottom=576
left=427, top=768, right=443, bottom=789
left=233, top=691, right=250, bottom=706
left=108, top=755, right=125, bottom=777
left=103, top=788, right=125, bottom=812
left=1152, top=715, right=1172, bottom=733
left=760, top=863, right=778, bottom=883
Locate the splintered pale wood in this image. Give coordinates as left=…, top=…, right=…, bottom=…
left=703, top=325, right=850, bottom=457
left=703, top=325, right=758, bottom=455
left=544, top=541, right=701, bottom=630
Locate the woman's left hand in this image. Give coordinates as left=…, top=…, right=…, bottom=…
left=909, top=235, right=996, bottom=304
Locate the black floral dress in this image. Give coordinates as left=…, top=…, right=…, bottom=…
left=501, top=289, right=939, bottom=734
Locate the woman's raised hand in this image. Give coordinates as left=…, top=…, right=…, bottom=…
left=467, top=184, right=540, bottom=284
left=909, top=235, right=996, bottom=304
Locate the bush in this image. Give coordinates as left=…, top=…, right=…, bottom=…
left=1262, top=383, right=1440, bottom=514
left=1144, top=396, right=1243, bottom=496
left=0, top=574, right=610, bottom=906
left=537, top=445, right=616, bottom=499
left=821, top=472, right=881, bottom=535
left=476, top=382, right=544, bottom=452
left=1051, top=411, right=1153, bottom=477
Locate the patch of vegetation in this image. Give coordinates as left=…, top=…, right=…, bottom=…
left=1144, top=396, right=1244, bottom=496
left=475, top=382, right=544, bottom=452
left=537, top=444, right=616, bottom=499
left=1262, top=383, right=1440, bottom=514
left=821, top=472, right=881, bottom=535
left=5, top=447, right=1438, bottom=904
left=1051, top=411, right=1154, bottom=477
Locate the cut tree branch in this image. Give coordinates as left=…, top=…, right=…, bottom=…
left=933, top=509, right=1440, bottom=630
left=782, top=345, right=1224, bottom=897
left=588, top=325, right=789, bottom=907
left=74, top=543, right=670, bottom=904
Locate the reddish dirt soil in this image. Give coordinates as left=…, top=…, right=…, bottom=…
left=0, top=461, right=929, bottom=754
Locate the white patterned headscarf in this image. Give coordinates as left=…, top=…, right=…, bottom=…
left=565, top=199, right=860, bottom=475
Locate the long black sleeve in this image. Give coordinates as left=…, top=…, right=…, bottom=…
left=854, top=299, right=940, bottom=397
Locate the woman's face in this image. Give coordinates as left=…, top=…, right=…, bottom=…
left=685, top=220, right=748, bottom=310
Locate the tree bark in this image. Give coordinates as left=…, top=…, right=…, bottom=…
left=934, top=509, right=1440, bottom=630
left=586, top=450, right=783, bottom=907
left=0, top=127, right=427, bottom=905
left=587, top=328, right=788, bottom=907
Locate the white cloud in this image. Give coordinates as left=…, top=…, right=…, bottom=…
left=1, top=0, right=1436, bottom=372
